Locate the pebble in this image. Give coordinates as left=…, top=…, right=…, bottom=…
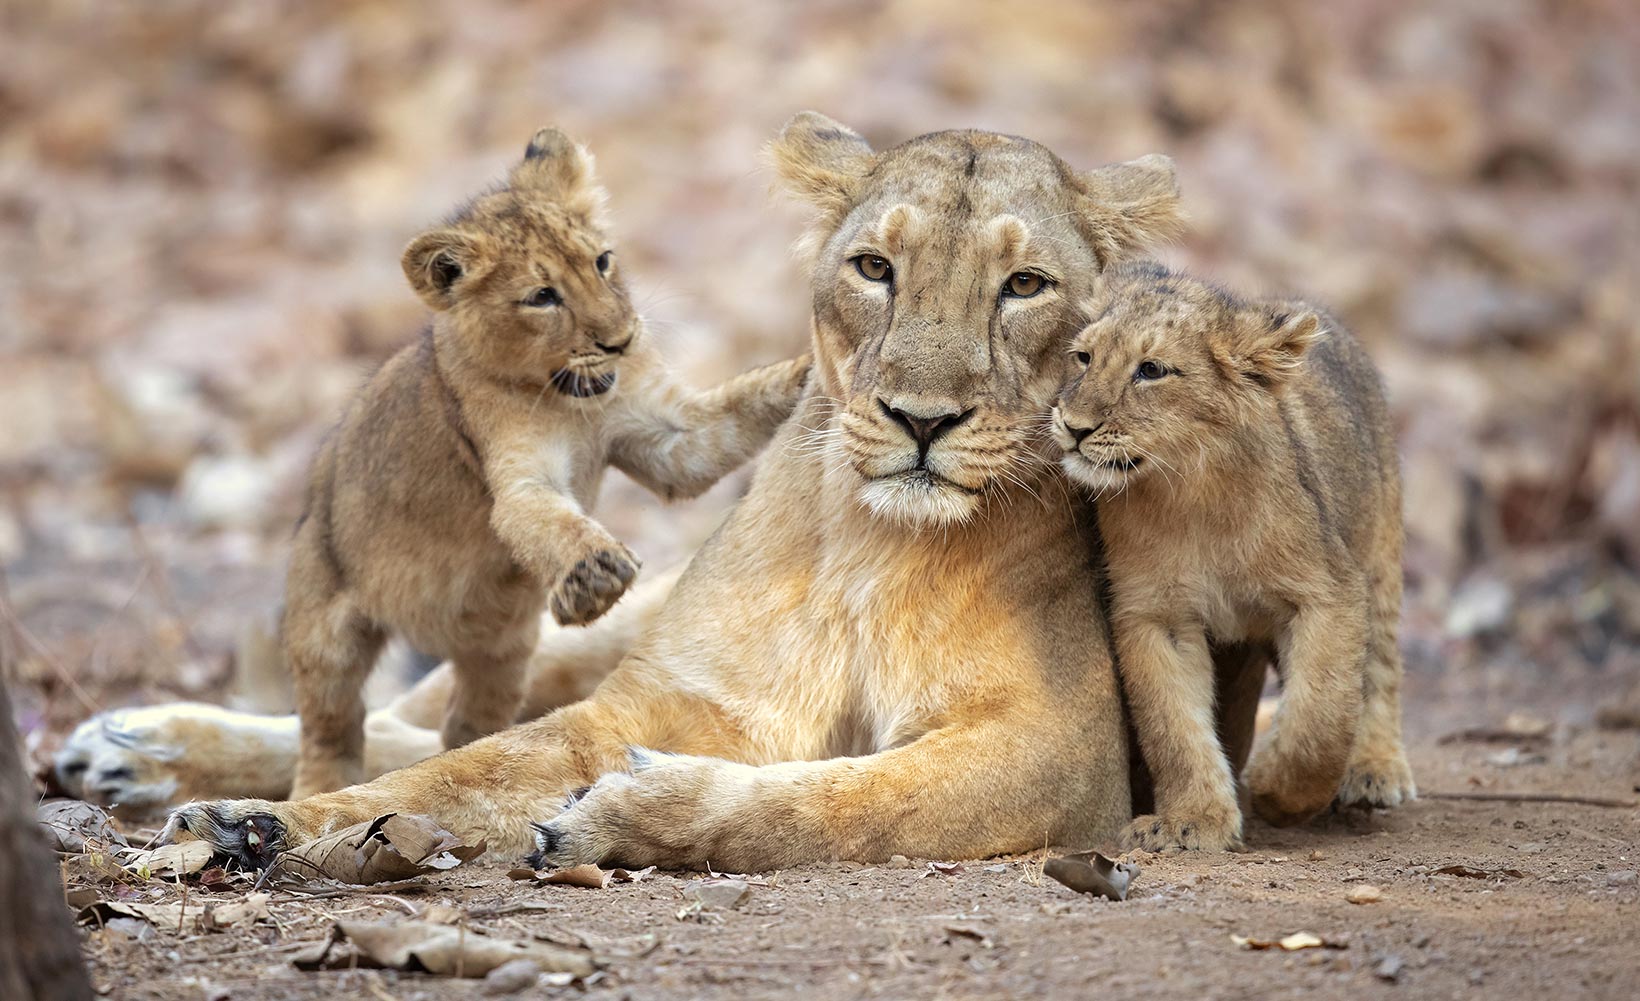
left=684, top=878, right=752, bottom=910
left=1347, top=884, right=1384, bottom=904
left=1607, top=870, right=1637, bottom=887
left=483, top=959, right=542, bottom=994
left=1373, top=955, right=1404, bottom=982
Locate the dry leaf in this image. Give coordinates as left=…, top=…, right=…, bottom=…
left=923, top=861, right=964, bottom=877
left=294, top=920, right=595, bottom=978
left=123, top=841, right=213, bottom=878
left=506, top=865, right=654, bottom=889
left=276, top=814, right=484, bottom=885
left=207, top=892, right=271, bottom=930
left=682, top=877, right=751, bottom=910
left=79, top=900, right=204, bottom=934
left=1346, top=884, right=1384, bottom=904
left=38, top=800, right=126, bottom=854
left=1432, top=864, right=1527, bottom=879
left=1043, top=851, right=1140, bottom=901
left=1232, top=932, right=1347, bottom=951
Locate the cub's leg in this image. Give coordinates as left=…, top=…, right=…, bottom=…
left=1245, top=599, right=1367, bottom=826
left=1337, top=567, right=1416, bottom=808
left=533, top=712, right=1128, bottom=872
left=1212, top=641, right=1271, bottom=778
left=441, top=619, right=539, bottom=750
left=161, top=673, right=736, bottom=866
left=1118, top=619, right=1242, bottom=852
left=284, top=533, right=387, bottom=799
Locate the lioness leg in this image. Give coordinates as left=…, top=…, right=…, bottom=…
left=1118, top=620, right=1242, bottom=852
left=533, top=714, right=1124, bottom=872
left=1337, top=568, right=1416, bottom=808
left=162, top=673, right=739, bottom=866
left=1245, top=600, right=1367, bottom=826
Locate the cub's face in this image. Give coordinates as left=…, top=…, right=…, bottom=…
left=770, top=114, right=1183, bottom=526
left=403, top=129, right=638, bottom=398
left=1052, top=264, right=1323, bottom=493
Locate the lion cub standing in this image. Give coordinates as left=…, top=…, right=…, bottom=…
left=1052, top=263, right=1414, bottom=851
left=284, top=129, right=810, bottom=797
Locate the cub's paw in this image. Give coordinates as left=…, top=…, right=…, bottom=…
left=1336, top=751, right=1417, bottom=810
left=549, top=543, right=640, bottom=626
left=1120, top=811, right=1241, bottom=853
left=160, top=800, right=289, bottom=870
left=1244, top=751, right=1342, bottom=827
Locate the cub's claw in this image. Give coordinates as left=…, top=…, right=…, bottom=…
left=549, top=546, right=640, bottom=626
left=161, top=801, right=287, bottom=870
left=1335, top=753, right=1418, bottom=810
left=1120, top=812, right=1241, bottom=853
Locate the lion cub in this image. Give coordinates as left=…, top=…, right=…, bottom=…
left=1052, top=262, right=1414, bottom=851
left=283, top=128, right=810, bottom=797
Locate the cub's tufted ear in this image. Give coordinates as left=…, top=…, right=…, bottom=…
left=1075, top=154, right=1186, bottom=266
left=1223, top=303, right=1327, bottom=392
left=766, top=111, right=876, bottom=222
left=510, top=127, right=604, bottom=209
left=401, top=227, right=490, bottom=311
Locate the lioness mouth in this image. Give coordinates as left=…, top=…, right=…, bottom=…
left=551, top=369, right=618, bottom=398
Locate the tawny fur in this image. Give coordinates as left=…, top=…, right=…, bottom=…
left=1051, top=262, right=1415, bottom=852
left=281, top=128, right=809, bottom=797
left=156, top=113, right=1199, bottom=869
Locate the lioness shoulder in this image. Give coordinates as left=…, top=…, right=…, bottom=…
left=283, top=128, right=810, bottom=798
left=1051, top=262, right=1414, bottom=851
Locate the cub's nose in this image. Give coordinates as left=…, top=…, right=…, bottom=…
left=1064, top=421, right=1097, bottom=444
left=878, top=399, right=975, bottom=455
left=595, top=336, right=631, bottom=355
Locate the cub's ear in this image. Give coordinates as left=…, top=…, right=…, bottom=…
left=401, top=228, right=488, bottom=311
left=766, top=111, right=875, bottom=223
left=510, top=127, right=607, bottom=218
left=1226, top=304, right=1327, bottom=392
left=1075, top=154, right=1186, bottom=266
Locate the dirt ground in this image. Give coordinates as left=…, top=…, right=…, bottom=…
left=62, top=675, right=1639, bottom=1001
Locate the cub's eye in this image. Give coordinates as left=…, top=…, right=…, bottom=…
left=596, top=251, right=613, bottom=274
left=1135, top=360, right=1167, bottom=381
left=1073, top=350, right=1092, bottom=367
left=1003, top=271, right=1046, bottom=298
left=523, top=287, right=562, bottom=308
left=853, top=255, right=893, bottom=283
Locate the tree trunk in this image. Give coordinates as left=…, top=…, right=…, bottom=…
left=0, top=676, right=92, bottom=1001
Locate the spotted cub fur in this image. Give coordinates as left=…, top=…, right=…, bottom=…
left=283, top=128, right=809, bottom=797
left=1052, top=262, right=1414, bottom=851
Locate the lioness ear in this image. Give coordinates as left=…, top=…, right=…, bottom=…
left=1075, top=154, right=1186, bottom=266
left=401, top=228, right=487, bottom=311
left=766, top=111, right=875, bottom=223
left=1228, top=305, right=1326, bottom=391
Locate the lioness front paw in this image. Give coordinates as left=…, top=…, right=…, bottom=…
left=526, top=749, right=724, bottom=870
left=160, top=800, right=290, bottom=870
left=1120, top=810, right=1242, bottom=853
left=1336, top=750, right=1417, bottom=810
left=548, top=543, right=639, bottom=626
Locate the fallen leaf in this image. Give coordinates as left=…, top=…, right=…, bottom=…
left=1232, top=932, right=1347, bottom=951
left=275, top=814, right=484, bottom=885
left=1346, top=885, right=1384, bottom=904
left=1043, top=851, right=1140, bottom=901
left=38, top=800, right=126, bottom=854
left=923, top=861, right=964, bottom=877
left=942, top=922, right=994, bottom=949
left=123, top=841, right=213, bottom=879
left=506, top=865, right=654, bottom=889
left=78, top=900, right=204, bottom=934
left=1432, top=864, right=1527, bottom=879
left=206, top=892, right=271, bottom=930
left=294, top=920, right=595, bottom=978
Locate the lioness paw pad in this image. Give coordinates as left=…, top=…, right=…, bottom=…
left=161, top=801, right=287, bottom=870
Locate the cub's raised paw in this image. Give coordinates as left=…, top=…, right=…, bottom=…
left=160, top=800, right=288, bottom=870
left=549, top=545, right=640, bottom=626
left=1336, top=752, right=1417, bottom=810
left=1120, top=812, right=1241, bottom=853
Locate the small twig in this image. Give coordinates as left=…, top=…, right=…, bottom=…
left=180, top=939, right=317, bottom=965
left=1424, top=790, right=1638, bottom=809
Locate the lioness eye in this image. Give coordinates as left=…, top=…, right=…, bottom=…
left=1074, top=351, right=1092, bottom=366
left=596, top=251, right=613, bottom=274
left=853, top=255, right=892, bottom=283
left=524, top=287, right=562, bottom=308
left=1003, top=272, right=1045, bottom=298
left=1135, top=360, right=1166, bottom=381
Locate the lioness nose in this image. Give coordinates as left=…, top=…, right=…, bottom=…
left=879, top=399, right=974, bottom=454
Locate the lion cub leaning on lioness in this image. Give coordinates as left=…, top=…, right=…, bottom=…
left=283, top=128, right=811, bottom=798
left=1052, top=262, right=1415, bottom=852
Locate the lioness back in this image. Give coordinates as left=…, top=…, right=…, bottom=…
left=1051, top=263, right=1414, bottom=852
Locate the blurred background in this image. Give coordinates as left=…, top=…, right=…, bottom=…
left=2, top=0, right=1637, bottom=748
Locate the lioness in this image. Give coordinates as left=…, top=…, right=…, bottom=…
left=1052, top=263, right=1415, bottom=851
left=130, top=114, right=1232, bottom=870
left=282, top=128, right=810, bottom=797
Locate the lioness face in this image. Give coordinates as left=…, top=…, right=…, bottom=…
left=770, top=113, right=1184, bottom=526
left=402, top=129, right=638, bottom=398
left=1052, top=264, right=1322, bottom=493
